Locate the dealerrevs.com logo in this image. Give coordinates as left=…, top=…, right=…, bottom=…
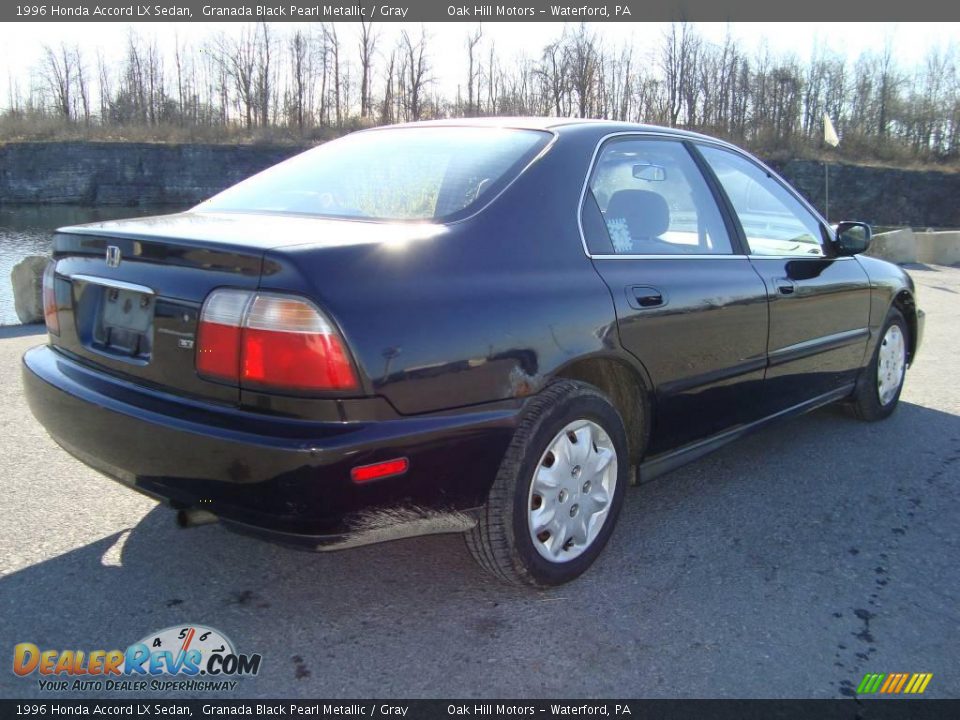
left=13, top=625, right=262, bottom=692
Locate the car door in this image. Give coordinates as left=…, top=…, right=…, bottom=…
left=581, top=136, right=770, bottom=455
left=695, top=144, right=872, bottom=412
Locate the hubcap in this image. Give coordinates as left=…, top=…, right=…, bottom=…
left=527, top=419, right=618, bottom=563
left=877, top=324, right=906, bottom=406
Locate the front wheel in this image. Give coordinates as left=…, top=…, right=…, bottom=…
left=848, top=308, right=908, bottom=421
left=465, top=380, right=629, bottom=587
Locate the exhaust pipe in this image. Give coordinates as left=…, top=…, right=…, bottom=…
left=176, top=508, right=219, bottom=528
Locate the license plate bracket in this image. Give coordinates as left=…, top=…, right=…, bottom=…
left=95, top=287, right=154, bottom=358
left=102, top=287, right=153, bottom=333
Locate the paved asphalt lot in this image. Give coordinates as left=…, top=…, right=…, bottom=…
left=0, top=264, right=957, bottom=700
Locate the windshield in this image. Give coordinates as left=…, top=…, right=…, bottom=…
left=198, top=127, right=551, bottom=222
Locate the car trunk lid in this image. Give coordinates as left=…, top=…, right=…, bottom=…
left=48, top=211, right=342, bottom=404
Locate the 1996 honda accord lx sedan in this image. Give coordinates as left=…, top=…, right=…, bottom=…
left=23, top=118, right=924, bottom=586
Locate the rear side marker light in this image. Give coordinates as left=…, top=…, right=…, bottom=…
left=42, top=262, right=60, bottom=336
left=197, top=289, right=359, bottom=392
left=351, top=458, right=409, bottom=484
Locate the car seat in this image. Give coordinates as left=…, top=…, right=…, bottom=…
left=605, top=190, right=671, bottom=252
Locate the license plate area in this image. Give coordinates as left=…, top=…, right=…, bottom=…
left=92, top=286, right=154, bottom=360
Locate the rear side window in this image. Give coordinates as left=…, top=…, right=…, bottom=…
left=199, top=127, right=550, bottom=222
left=583, top=138, right=733, bottom=256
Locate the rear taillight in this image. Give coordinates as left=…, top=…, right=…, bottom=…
left=42, top=262, right=59, bottom=336
left=196, top=289, right=359, bottom=392
left=196, top=290, right=247, bottom=382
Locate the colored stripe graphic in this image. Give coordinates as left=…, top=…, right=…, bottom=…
left=857, top=672, right=933, bottom=694
left=857, top=673, right=885, bottom=694
left=894, top=674, right=909, bottom=693
left=918, top=674, right=933, bottom=693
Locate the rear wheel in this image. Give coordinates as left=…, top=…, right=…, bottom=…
left=465, top=380, right=629, bottom=587
left=848, top=308, right=908, bottom=421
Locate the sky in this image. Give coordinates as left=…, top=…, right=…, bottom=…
left=2, top=21, right=958, bottom=105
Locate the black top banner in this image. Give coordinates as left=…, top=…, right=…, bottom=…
left=4, top=0, right=960, bottom=22
left=2, top=700, right=960, bottom=720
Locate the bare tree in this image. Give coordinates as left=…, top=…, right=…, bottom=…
left=96, top=51, right=111, bottom=121
left=173, top=33, right=186, bottom=122
left=40, top=43, right=75, bottom=120
left=323, top=24, right=342, bottom=126
left=358, top=21, right=377, bottom=119
left=380, top=47, right=396, bottom=124
left=465, top=25, right=483, bottom=115
left=485, top=42, right=500, bottom=115
left=660, top=21, right=700, bottom=127
left=254, top=22, right=274, bottom=128
left=212, top=28, right=257, bottom=128
left=401, top=27, right=431, bottom=121
left=876, top=37, right=900, bottom=140
left=7, top=20, right=960, bottom=168
left=288, top=29, right=309, bottom=131
left=74, top=47, right=90, bottom=125
left=563, top=24, right=600, bottom=118
left=538, top=40, right=567, bottom=116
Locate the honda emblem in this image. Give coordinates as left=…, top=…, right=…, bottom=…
left=105, top=245, right=122, bottom=268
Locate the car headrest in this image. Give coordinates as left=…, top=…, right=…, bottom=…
left=606, top=190, right=670, bottom=240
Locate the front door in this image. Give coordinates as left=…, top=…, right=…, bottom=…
left=581, top=137, right=770, bottom=455
left=695, top=144, right=872, bottom=411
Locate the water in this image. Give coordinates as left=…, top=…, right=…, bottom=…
left=0, top=205, right=181, bottom=325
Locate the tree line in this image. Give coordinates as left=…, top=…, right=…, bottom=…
left=4, top=22, right=959, bottom=165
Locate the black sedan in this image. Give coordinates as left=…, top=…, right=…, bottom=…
left=23, top=118, right=924, bottom=586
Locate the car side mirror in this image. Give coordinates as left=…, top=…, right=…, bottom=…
left=833, top=221, right=872, bottom=256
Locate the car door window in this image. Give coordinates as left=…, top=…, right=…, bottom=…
left=698, top=145, right=827, bottom=257
left=583, top=139, right=733, bottom=255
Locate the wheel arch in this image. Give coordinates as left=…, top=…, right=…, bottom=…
left=891, top=290, right=918, bottom=365
left=552, top=354, right=652, bottom=474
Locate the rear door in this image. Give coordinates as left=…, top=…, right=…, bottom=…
left=695, top=144, right=872, bottom=411
left=582, top=136, right=770, bottom=455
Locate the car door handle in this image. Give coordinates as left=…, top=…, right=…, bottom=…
left=776, top=279, right=796, bottom=295
left=627, top=286, right=665, bottom=309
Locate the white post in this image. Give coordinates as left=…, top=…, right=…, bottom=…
left=824, top=161, right=830, bottom=223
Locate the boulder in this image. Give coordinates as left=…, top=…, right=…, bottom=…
left=11, top=255, right=49, bottom=324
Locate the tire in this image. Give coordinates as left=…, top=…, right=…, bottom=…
left=465, top=380, right=630, bottom=587
left=848, top=307, right=909, bottom=421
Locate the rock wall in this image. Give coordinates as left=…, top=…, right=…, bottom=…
left=0, top=141, right=304, bottom=206
left=767, top=159, right=960, bottom=228
left=0, top=141, right=958, bottom=227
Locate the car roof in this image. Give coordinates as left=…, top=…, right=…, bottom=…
left=379, top=116, right=731, bottom=144
left=387, top=116, right=586, bottom=130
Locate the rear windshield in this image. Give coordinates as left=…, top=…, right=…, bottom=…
left=199, top=127, right=551, bottom=222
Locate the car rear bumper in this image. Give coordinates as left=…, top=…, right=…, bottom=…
left=22, top=345, right=518, bottom=549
